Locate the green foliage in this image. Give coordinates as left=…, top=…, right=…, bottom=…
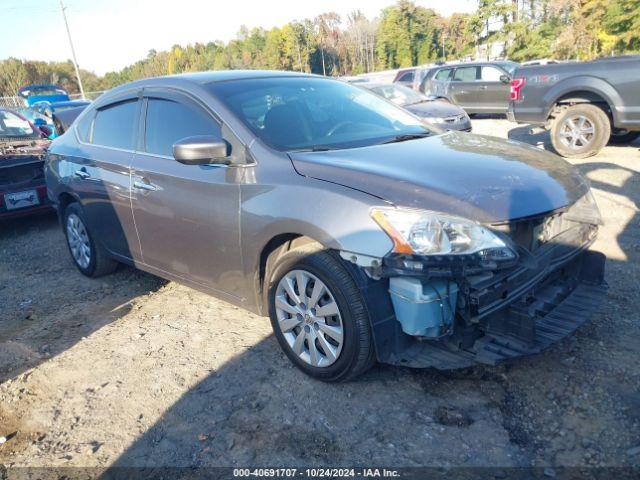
left=376, top=1, right=442, bottom=68
left=1, top=0, right=638, bottom=97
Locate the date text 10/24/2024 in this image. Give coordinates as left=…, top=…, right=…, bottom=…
left=233, top=468, right=401, bottom=478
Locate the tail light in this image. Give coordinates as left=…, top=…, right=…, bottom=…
left=510, top=77, right=526, bottom=101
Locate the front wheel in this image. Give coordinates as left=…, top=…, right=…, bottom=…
left=550, top=104, right=611, bottom=158
left=267, top=247, right=375, bottom=382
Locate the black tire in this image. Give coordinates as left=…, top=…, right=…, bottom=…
left=550, top=104, right=611, bottom=159
left=609, top=129, right=640, bottom=145
left=63, top=202, right=118, bottom=278
left=267, top=246, right=375, bottom=382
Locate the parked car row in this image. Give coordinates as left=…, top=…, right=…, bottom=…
left=388, top=56, right=640, bottom=158
left=43, top=71, right=606, bottom=381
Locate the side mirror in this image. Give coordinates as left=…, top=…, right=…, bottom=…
left=172, top=135, right=230, bottom=165
left=499, top=74, right=510, bottom=84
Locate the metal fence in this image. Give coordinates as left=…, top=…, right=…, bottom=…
left=0, top=91, right=105, bottom=109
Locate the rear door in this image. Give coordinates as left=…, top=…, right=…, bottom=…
left=72, top=95, right=141, bottom=261
left=477, top=65, right=510, bottom=112
left=130, top=90, right=243, bottom=296
left=449, top=66, right=479, bottom=109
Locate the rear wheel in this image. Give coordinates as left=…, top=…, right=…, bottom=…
left=267, top=247, right=375, bottom=382
left=609, top=129, right=640, bottom=145
left=550, top=104, right=610, bottom=158
left=63, top=203, right=118, bottom=277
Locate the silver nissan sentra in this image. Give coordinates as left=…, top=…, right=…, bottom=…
left=45, top=71, right=606, bottom=381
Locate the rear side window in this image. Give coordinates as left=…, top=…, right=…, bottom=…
left=434, top=68, right=452, bottom=81
left=144, top=98, right=220, bottom=157
left=453, top=67, right=478, bottom=82
left=92, top=100, right=138, bottom=150
left=481, top=66, right=504, bottom=81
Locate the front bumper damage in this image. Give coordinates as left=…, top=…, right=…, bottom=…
left=344, top=211, right=607, bottom=370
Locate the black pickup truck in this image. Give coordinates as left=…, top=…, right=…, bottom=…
left=507, top=55, right=640, bottom=158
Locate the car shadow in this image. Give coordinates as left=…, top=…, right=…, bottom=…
left=106, top=340, right=526, bottom=470
left=0, top=213, right=166, bottom=385
left=507, top=124, right=640, bottom=151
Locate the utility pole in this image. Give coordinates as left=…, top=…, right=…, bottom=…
left=59, top=0, right=85, bottom=99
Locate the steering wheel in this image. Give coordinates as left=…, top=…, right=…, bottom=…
left=327, top=121, right=357, bottom=137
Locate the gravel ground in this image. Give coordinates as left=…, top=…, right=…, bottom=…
left=0, top=118, right=639, bottom=470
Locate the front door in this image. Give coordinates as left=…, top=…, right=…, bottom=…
left=449, top=66, right=479, bottom=109
left=477, top=65, right=511, bottom=112
left=130, top=92, right=242, bottom=297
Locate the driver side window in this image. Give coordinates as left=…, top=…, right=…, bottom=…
left=144, top=98, right=221, bottom=157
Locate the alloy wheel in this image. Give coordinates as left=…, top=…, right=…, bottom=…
left=66, top=213, right=91, bottom=269
left=559, top=115, right=595, bottom=150
left=274, top=269, right=344, bottom=367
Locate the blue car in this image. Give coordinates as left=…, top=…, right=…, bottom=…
left=18, top=84, right=70, bottom=107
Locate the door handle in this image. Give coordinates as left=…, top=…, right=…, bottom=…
left=133, top=179, right=158, bottom=192
left=74, top=168, right=90, bottom=179
left=479, top=85, right=488, bottom=90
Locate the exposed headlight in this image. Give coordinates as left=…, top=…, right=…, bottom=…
left=371, top=207, right=517, bottom=260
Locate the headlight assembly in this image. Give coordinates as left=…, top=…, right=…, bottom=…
left=371, top=207, right=517, bottom=262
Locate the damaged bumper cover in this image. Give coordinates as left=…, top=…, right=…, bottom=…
left=386, top=247, right=606, bottom=369
left=343, top=210, right=607, bottom=370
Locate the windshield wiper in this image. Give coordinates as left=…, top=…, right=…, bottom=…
left=379, top=132, right=432, bottom=144
left=289, top=145, right=336, bottom=152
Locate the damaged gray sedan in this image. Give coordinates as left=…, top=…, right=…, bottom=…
left=45, top=71, right=606, bottom=381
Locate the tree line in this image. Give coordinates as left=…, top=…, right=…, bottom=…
left=1, top=0, right=638, bottom=97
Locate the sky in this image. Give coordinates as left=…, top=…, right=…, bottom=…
left=1, top=0, right=476, bottom=75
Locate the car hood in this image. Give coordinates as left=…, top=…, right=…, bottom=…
left=405, top=100, right=465, bottom=118
left=289, top=131, right=590, bottom=223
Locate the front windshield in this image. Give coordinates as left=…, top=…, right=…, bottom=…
left=370, top=84, right=427, bottom=106
left=208, top=77, right=430, bottom=151
left=0, top=110, right=36, bottom=137
left=497, top=61, right=518, bottom=76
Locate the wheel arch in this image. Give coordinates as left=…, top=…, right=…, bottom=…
left=254, top=233, right=324, bottom=315
left=544, top=76, right=622, bottom=124
left=56, top=190, right=81, bottom=222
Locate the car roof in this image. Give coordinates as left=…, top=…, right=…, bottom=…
left=102, top=70, right=324, bottom=99
left=433, top=61, right=514, bottom=69
left=123, top=70, right=318, bottom=88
